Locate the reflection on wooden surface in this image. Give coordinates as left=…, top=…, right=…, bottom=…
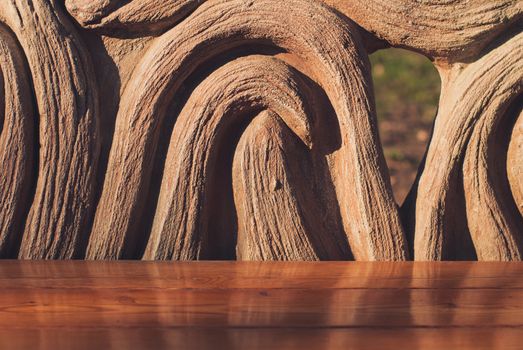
left=0, top=262, right=522, bottom=349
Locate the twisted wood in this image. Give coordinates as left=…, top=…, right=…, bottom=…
left=0, top=0, right=520, bottom=260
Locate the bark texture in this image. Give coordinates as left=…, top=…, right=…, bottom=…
left=0, top=0, right=521, bottom=260
left=405, top=32, right=523, bottom=261
left=0, top=0, right=100, bottom=259
left=0, top=25, right=34, bottom=257
left=508, top=111, right=523, bottom=217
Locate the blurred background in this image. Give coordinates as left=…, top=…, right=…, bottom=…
left=370, top=48, right=441, bottom=204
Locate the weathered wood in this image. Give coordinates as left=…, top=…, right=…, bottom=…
left=87, top=0, right=406, bottom=260
left=508, top=110, right=523, bottom=217
left=65, top=0, right=202, bottom=33
left=324, top=0, right=522, bottom=62
left=0, top=0, right=100, bottom=259
left=0, top=0, right=521, bottom=260
left=0, top=25, right=34, bottom=258
left=409, top=32, right=523, bottom=261
left=233, top=111, right=351, bottom=260
left=143, top=58, right=318, bottom=260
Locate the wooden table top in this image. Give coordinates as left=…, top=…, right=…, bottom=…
left=1, top=261, right=522, bottom=349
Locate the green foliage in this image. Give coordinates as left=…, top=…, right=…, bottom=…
left=370, top=48, right=441, bottom=122
left=385, top=148, right=406, bottom=162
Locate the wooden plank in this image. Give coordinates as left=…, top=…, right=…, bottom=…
left=0, top=287, right=522, bottom=328
left=0, top=261, right=522, bottom=289
left=1, top=328, right=522, bottom=350
left=1, top=262, right=522, bottom=349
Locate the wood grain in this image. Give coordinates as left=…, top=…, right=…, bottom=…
left=324, top=0, right=522, bottom=63
left=0, top=0, right=100, bottom=259
left=0, top=262, right=522, bottom=349
left=0, top=25, right=34, bottom=257
left=86, top=0, right=407, bottom=261
left=0, top=0, right=520, bottom=261
left=1, top=328, right=522, bottom=350
left=408, top=31, right=523, bottom=261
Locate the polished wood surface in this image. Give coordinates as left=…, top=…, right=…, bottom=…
left=1, top=262, right=522, bottom=349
